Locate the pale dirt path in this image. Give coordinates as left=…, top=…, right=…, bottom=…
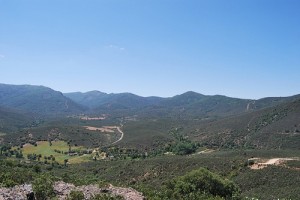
left=83, top=124, right=124, bottom=146
left=246, top=103, right=250, bottom=111
left=246, top=101, right=256, bottom=131
left=246, top=100, right=255, bottom=111
left=65, top=100, right=69, bottom=109
left=111, top=126, right=124, bottom=145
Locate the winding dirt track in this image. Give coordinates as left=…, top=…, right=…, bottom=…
left=111, top=126, right=124, bottom=145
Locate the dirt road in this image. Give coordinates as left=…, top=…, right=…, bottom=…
left=111, top=126, right=124, bottom=145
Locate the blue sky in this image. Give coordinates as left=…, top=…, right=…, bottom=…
left=0, top=0, right=299, bottom=99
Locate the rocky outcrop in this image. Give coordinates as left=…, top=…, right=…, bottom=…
left=0, top=184, right=33, bottom=200
left=0, top=182, right=144, bottom=200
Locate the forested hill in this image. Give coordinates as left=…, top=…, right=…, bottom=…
left=1, top=83, right=299, bottom=120
left=0, top=84, right=86, bottom=117
left=66, top=90, right=300, bottom=119
left=188, top=98, right=300, bottom=149
left=65, top=91, right=163, bottom=109
left=0, top=106, right=33, bottom=132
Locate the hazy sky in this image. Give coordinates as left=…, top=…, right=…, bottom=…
left=0, top=0, right=299, bottom=99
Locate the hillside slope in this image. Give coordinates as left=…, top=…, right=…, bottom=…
left=0, top=107, right=33, bottom=132
left=0, top=84, right=86, bottom=117
left=64, top=91, right=107, bottom=108
left=65, top=91, right=163, bottom=110
left=142, top=91, right=252, bottom=119
left=188, top=99, right=300, bottom=149
left=66, top=90, right=300, bottom=120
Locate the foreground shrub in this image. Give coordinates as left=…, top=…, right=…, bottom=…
left=68, top=190, right=84, bottom=200
left=91, top=194, right=124, bottom=200
left=162, top=167, right=240, bottom=200
left=32, top=173, right=55, bottom=200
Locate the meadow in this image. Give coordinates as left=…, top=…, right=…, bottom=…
left=16, top=141, right=91, bottom=164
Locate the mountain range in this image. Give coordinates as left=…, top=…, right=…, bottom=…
left=0, top=84, right=85, bottom=117
left=0, top=83, right=300, bottom=150
left=0, top=83, right=299, bottom=119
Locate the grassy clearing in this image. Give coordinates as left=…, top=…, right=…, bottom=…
left=19, top=141, right=91, bottom=164
left=0, top=132, right=6, bottom=136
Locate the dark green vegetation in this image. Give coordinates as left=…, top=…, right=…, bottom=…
left=1, top=116, right=121, bottom=148
left=1, top=150, right=300, bottom=199
left=32, top=173, right=55, bottom=199
left=162, top=168, right=240, bottom=200
left=0, top=84, right=85, bottom=117
left=65, top=91, right=163, bottom=110
left=186, top=99, right=300, bottom=150
left=0, top=83, right=300, bottom=199
left=66, top=90, right=300, bottom=119
left=69, top=190, right=85, bottom=200
left=1, top=83, right=299, bottom=120
left=0, top=106, right=33, bottom=132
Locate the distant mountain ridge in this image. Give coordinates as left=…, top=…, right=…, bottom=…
left=65, top=90, right=300, bottom=119
left=1, top=83, right=300, bottom=120
left=0, top=84, right=86, bottom=117
left=1, top=83, right=300, bottom=150
left=64, top=91, right=163, bottom=109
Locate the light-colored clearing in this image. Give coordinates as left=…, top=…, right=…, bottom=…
left=192, top=149, right=215, bottom=156
left=84, top=126, right=117, bottom=133
left=250, top=157, right=298, bottom=170
left=198, top=149, right=215, bottom=154
left=81, top=116, right=106, bottom=120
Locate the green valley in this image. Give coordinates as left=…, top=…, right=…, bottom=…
left=0, top=84, right=299, bottom=199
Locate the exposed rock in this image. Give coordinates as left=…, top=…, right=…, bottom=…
left=0, top=182, right=144, bottom=200
left=109, top=185, right=145, bottom=200
left=0, top=184, right=32, bottom=200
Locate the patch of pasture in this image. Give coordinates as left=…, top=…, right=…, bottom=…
left=19, top=141, right=91, bottom=164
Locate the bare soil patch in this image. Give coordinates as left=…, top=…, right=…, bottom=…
left=80, top=116, right=106, bottom=120
left=250, top=157, right=299, bottom=170
left=84, top=126, right=117, bottom=133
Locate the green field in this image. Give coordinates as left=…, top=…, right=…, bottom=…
left=18, top=141, right=91, bottom=164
